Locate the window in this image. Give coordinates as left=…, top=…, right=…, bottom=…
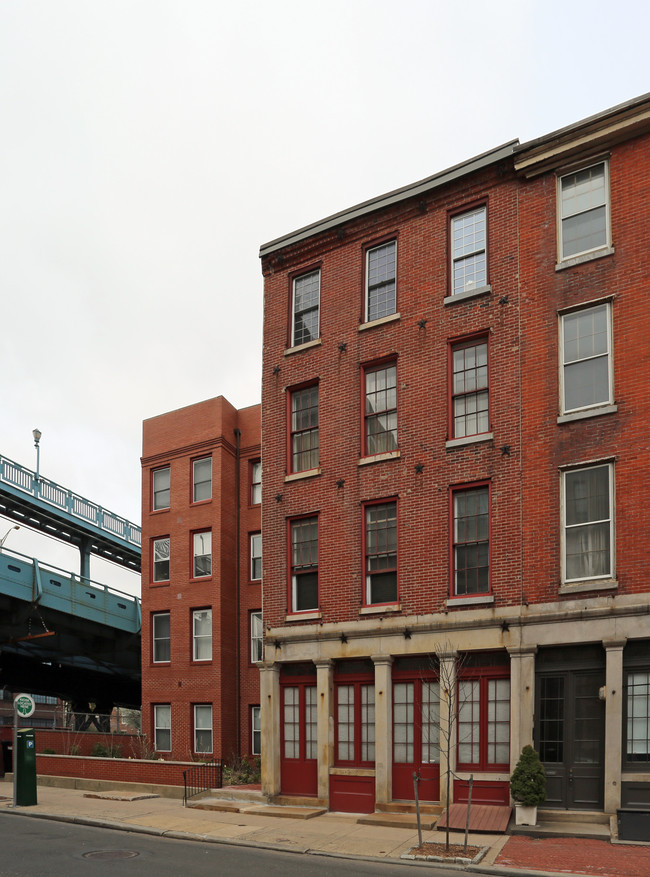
left=366, top=240, right=396, bottom=322
left=192, top=531, right=212, bottom=578
left=194, top=704, right=212, bottom=753
left=152, top=537, right=170, bottom=582
left=192, top=609, right=212, bottom=661
left=251, top=460, right=261, bottom=505
left=626, top=671, right=650, bottom=764
left=152, top=467, right=170, bottom=511
left=250, top=533, right=262, bottom=581
left=364, top=362, right=397, bottom=455
left=364, top=501, right=397, bottom=604
left=562, top=463, right=613, bottom=582
left=452, top=486, right=489, bottom=596
left=154, top=704, right=171, bottom=751
left=290, top=385, right=319, bottom=473
left=560, top=303, right=612, bottom=414
left=290, top=517, right=318, bottom=612
left=336, top=681, right=375, bottom=765
left=251, top=706, right=261, bottom=755
left=292, top=269, right=320, bottom=347
left=152, top=612, right=170, bottom=662
left=282, top=683, right=317, bottom=761
left=192, top=457, right=212, bottom=503
left=451, top=338, right=489, bottom=438
left=457, top=674, right=510, bottom=769
left=451, top=206, right=487, bottom=296
left=393, top=679, right=440, bottom=765
left=250, top=611, right=263, bottom=663
left=559, top=161, right=609, bottom=260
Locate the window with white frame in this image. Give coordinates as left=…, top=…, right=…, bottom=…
left=251, top=460, right=261, bottom=505
left=292, top=269, right=320, bottom=347
left=194, top=704, right=213, bottom=753
left=559, top=161, right=609, bottom=261
left=251, top=705, right=261, bottom=755
left=152, top=467, right=170, bottom=510
left=193, top=530, right=212, bottom=578
left=364, top=362, right=398, bottom=455
left=451, top=338, right=489, bottom=437
left=154, top=704, right=171, bottom=751
left=152, top=612, right=170, bottom=662
left=290, top=517, right=318, bottom=612
left=290, top=384, right=319, bottom=473
left=562, top=463, right=613, bottom=582
left=453, top=486, right=489, bottom=596
left=560, top=303, right=612, bottom=414
left=626, top=671, right=650, bottom=764
left=451, top=206, right=487, bottom=296
left=364, top=500, right=397, bottom=604
left=366, top=240, right=396, bottom=322
left=152, top=537, right=170, bottom=582
left=192, top=457, right=212, bottom=503
left=250, top=611, right=263, bottom=663
left=192, top=609, right=212, bottom=661
left=250, top=533, right=262, bottom=581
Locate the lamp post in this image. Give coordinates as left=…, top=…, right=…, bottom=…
left=32, top=428, right=42, bottom=481
left=0, top=525, right=20, bottom=549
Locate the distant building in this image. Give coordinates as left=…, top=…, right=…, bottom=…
left=140, top=397, right=261, bottom=762
left=258, top=94, right=650, bottom=815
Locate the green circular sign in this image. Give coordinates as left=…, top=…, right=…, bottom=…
left=15, top=693, right=35, bottom=718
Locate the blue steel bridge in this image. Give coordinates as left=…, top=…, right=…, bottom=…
left=0, top=454, right=141, bottom=710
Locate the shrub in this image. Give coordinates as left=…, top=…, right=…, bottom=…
left=91, top=742, right=122, bottom=758
left=510, top=745, right=546, bottom=806
left=223, top=755, right=261, bottom=786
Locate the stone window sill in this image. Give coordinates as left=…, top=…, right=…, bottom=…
left=444, top=284, right=491, bottom=306
left=358, top=312, right=401, bottom=331
left=285, top=468, right=321, bottom=482
left=284, top=338, right=322, bottom=356
left=557, top=404, right=617, bottom=424
left=555, top=246, right=614, bottom=272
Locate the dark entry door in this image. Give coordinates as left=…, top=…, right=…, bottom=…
left=536, top=670, right=605, bottom=809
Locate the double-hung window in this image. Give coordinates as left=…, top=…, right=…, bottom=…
left=192, top=457, right=212, bottom=503
left=154, top=704, right=171, bottom=751
left=560, top=303, right=612, bottom=414
left=451, top=338, right=489, bottom=438
left=364, top=500, right=397, bottom=605
left=452, top=485, right=489, bottom=596
left=152, top=467, right=170, bottom=511
left=152, top=612, right=170, bottom=662
left=451, top=206, right=487, bottom=296
left=192, top=609, right=212, bottom=661
left=250, top=533, right=262, bottom=581
left=194, top=704, right=212, bottom=753
left=366, top=240, right=396, bottom=322
left=364, top=362, right=397, bottom=455
left=152, top=537, right=170, bottom=583
left=457, top=672, right=510, bottom=770
left=290, top=384, right=319, bottom=473
left=292, top=269, right=320, bottom=347
left=290, top=516, right=318, bottom=612
left=558, top=161, right=609, bottom=261
left=251, top=460, right=262, bottom=505
left=192, top=530, right=212, bottom=578
left=251, top=705, right=261, bottom=756
left=562, top=463, right=613, bottom=583
left=250, top=611, right=263, bottom=663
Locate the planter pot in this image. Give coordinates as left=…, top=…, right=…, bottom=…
left=515, top=804, right=537, bottom=826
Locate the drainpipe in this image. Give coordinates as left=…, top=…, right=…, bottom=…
left=234, top=428, right=242, bottom=756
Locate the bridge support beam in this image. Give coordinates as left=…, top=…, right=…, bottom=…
left=79, top=537, right=91, bottom=583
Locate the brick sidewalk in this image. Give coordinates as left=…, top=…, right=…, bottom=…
left=496, top=836, right=650, bottom=877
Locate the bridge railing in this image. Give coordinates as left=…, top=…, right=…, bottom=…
left=0, top=454, right=141, bottom=548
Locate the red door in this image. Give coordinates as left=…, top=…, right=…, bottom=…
left=392, top=677, right=440, bottom=802
left=280, top=679, right=317, bottom=796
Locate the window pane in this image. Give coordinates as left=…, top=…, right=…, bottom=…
left=367, top=241, right=396, bottom=321
left=193, top=457, right=212, bottom=502
left=452, top=208, right=487, bottom=295
left=193, top=531, right=212, bottom=577
left=291, top=386, right=319, bottom=472
left=562, top=304, right=610, bottom=412
left=153, top=467, right=170, bottom=510
left=193, top=609, right=212, bottom=660
left=293, top=270, right=320, bottom=346
left=250, top=533, right=262, bottom=580
left=153, top=613, right=170, bottom=662
left=561, top=164, right=607, bottom=258
left=565, top=465, right=611, bottom=580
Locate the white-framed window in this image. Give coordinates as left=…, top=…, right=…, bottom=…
left=152, top=612, right=170, bottom=662
left=192, top=456, right=212, bottom=503
left=152, top=537, right=170, bottom=582
left=251, top=705, right=261, bottom=756
left=292, top=269, right=320, bottom=347
left=558, top=161, right=609, bottom=261
left=192, top=609, right=212, bottom=661
left=251, top=460, right=261, bottom=505
left=250, top=611, right=263, bottom=663
left=366, top=240, right=396, bottom=322
left=560, top=302, right=612, bottom=414
left=152, top=467, right=170, bottom=511
left=562, top=463, right=613, bottom=583
left=194, top=704, right=213, bottom=754
left=250, top=533, right=262, bottom=581
left=154, top=704, right=171, bottom=751
left=193, top=530, right=212, bottom=578
left=451, top=206, right=487, bottom=296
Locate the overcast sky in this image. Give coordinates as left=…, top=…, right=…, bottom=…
left=1, top=0, right=648, bottom=595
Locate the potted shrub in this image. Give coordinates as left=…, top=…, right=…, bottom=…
left=510, top=745, right=546, bottom=825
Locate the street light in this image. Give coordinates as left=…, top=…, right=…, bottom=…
left=0, top=525, right=20, bottom=548
left=32, top=428, right=42, bottom=481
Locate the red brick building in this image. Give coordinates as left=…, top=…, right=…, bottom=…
left=140, top=396, right=261, bottom=762
left=258, top=94, right=650, bottom=816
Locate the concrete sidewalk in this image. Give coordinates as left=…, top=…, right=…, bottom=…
left=1, top=779, right=649, bottom=877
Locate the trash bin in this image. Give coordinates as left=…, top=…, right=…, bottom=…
left=15, top=728, right=37, bottom=806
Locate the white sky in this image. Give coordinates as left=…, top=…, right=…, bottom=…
left=1, top=0, right=648, bottom=596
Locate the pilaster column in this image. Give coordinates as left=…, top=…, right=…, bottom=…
left=507, top=646, right=537, bottom=771
left=372, top=655, right=394, bottom=805
left=437, top=649, right=457, bottom=810
left=259, top=661, right=281, bottom=798
left=315, top=659, right=334, bottom=803
left=604, top=639, right=626, bottom=814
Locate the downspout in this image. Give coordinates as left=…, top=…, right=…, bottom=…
left=234, top=427, right=242, bottom=756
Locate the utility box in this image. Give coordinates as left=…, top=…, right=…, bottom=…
left=15, top=728, right=37, bottom=806
left=618, top=808, right=650, bottom=842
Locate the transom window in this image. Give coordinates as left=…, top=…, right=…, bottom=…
left=192, top=530, right=212, bottom=578
left=365, top=501, right=397, bottom=605
left=458, top=675, right=510, bottom=769
left=250, top=611, right=263, bottom=663
left=453, top=486, right=489, bottom=596
left=154, top=704, right=171, bottom=751
left=563, top=463, right=613, bottom=582
left=561, top=303, right=612, bottom=414
left=290, top=385, right=319, bottom=472
left=366, top=240, right=396, bottom=322
left=559, top=161, right=609, bottom=260
left=451, top=339, right=489, bottom=438
left=192, top=609, right=212, bottom=661
left=364, top=363, right=397, bottom=455
left=194, top=704, right=213, bottom=753
left=250, top=532, right=262, bottom=581
left=152, top=612, right=170, bottom=662
left=192, top=457, right=212, bottom=503
left=152, top=467, right=170, bottom=510
left=290, top=517, right=318, bottom=612
left=451, top=206, right=487, bottom=295
left=292, top=269, right=320, bottom=347
left=152, top=537, right=170, bottom=583
left=251, top=460, right=262, bottom=505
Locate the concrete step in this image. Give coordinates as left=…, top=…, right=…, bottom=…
left=376, top=801, right=443, bottom=816
left=538, top=808, right=609, bottom=825
left=357, top=812, right=437, bottom=830
left=512, top=818, right=611, bottom=841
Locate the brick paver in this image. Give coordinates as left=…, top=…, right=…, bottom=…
left=497, top=836, right=650, bottom=877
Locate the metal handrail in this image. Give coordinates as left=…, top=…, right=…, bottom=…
left=183, top=759, right=223, bottom=805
